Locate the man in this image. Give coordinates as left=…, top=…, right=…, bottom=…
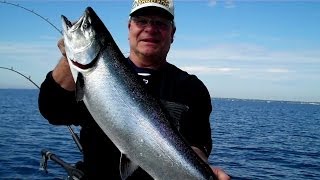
left=38, top=0, right=230, bottom=179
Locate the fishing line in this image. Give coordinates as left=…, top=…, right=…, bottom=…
left=0, top=0, right=62, bottom=35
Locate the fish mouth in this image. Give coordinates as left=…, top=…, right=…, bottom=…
left=62, top=6, right=91, bottom=32
left=61, top=15, right=71, bottom=31
left=70, top=55, right=98, bottom=70
left=61, top=13, right=86, bottom=33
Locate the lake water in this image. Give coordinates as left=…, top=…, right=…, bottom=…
left=0, top=89, right=319, bottom=179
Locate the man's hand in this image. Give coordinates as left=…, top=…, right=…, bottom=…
left=192, top=146, right=231, bottom=180
left=211, top=167, right=231, bottom=180
left=52, top=38, right=76, bottom=91
left=57, top=38, right=67, bottom=57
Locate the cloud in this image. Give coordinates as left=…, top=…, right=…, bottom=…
left=167, top=42, right=320, bottom=84
left=265, top=68, right=290, bottom=73
left=169, top=43, right=320, bottom=64
left=0, top=41, right=59, bottom=62
left=208, top=0, right=217, bottom=7
left=0, top=41, right=61, bottom=85
left=181, top=66, right=240, bottom=74
left=225, top=0, right=236, bottom=8
left=179, top=65, right=292, bottom=79
left=207, top=0, right=236, bottom=8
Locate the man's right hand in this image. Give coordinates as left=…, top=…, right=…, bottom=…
left=52, top=38, right=76, bottom=91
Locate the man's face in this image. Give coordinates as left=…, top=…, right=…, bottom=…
left=128, top=15, right=175, bottom=61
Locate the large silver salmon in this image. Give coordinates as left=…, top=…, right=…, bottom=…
left=61, top=7, right=217, bottom=180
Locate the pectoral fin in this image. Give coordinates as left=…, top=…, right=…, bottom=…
left=160, top=100, right=189, bottom=131
left=75, top=72, right=85, bottom=102
left=119, top=153, right=139, bottom=180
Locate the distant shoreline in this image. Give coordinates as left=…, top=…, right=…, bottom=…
left=1, top=88, right=319, bottom=104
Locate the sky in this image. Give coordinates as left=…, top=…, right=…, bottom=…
left=0, top=0, right=319, bottom=102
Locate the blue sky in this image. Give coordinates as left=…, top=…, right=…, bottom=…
left=0, top=0, right=319, bottom=102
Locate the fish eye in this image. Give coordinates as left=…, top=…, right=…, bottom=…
left=83, top=21, right=90, bottom=29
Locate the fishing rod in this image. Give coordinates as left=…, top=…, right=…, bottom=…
left=0, top=1, right=84, bottom=153
left=0, top=2, right=86, bottom=178
left=0, top=66, right=83, bottom=153
left=40, top=149, right=85, bottom=180
left=0, top=66, right=40, bottom=89
left=1, top=66, right=85, bottom=179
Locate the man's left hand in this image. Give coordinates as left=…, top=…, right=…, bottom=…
left=192, top=146, right=231, bottom=180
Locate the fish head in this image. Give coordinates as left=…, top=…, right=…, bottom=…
left=61, top=7, right=104, bottom=72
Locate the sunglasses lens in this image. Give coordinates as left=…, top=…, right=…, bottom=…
left=132, top=17, right=171, bottom=30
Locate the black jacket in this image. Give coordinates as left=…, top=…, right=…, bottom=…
left=38, top=60, right=212, bottom=179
